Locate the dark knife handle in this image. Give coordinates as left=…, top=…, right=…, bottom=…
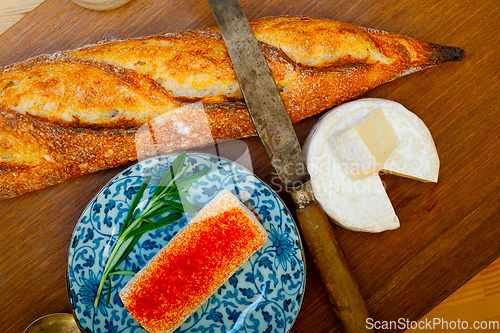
left=291, top=182, right=374, bottom=333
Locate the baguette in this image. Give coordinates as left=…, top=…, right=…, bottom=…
left=0, top=16, right=464, bottom=200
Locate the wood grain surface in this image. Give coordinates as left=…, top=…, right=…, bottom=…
left=0, top=0, right=43, bottom=36
left=418, top=259, right=500, bottom=332
left=0, top=1, right=499, bottom=332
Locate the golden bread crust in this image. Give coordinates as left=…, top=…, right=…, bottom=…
left=0, top=16, right=464, bottom=200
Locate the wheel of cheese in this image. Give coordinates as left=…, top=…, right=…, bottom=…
left=303, top=98, right=439, bottom=233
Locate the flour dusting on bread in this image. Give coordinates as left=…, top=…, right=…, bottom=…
left=0, top=16, right=464, bottom=200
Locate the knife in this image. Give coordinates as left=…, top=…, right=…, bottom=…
left=206, top=1, right=374, bottom=332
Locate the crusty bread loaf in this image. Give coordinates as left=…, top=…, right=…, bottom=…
left=0, top=16, right=464, bottom=200
left=119, top=189, right=267, bottom=333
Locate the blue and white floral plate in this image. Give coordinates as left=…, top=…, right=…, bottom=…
left=67, top=153, right=306, bottom=333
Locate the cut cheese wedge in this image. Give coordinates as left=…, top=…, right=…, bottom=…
left=329, top=107, right=399, bottom=179
left=119, top=189, right=267, bottom=333
left=304, top=98, right=439, bottom=233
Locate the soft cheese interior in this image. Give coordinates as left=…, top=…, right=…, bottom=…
left=304, top=98, right=439, bottom=233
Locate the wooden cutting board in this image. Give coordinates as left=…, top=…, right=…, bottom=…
left=1, top=0, right=499, bottom=332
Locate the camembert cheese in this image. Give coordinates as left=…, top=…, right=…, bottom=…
left=304, top=98, right=439, bottom=233
left=329, top=107, right=399, bottom=179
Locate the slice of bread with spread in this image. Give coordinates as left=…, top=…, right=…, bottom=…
left=119, top=189, right=267, bottom=333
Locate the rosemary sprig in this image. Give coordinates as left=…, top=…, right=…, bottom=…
left=94, top=152, right=209, bottom=307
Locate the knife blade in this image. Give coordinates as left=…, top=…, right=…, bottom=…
left=206, top=1, right=374, bottom=332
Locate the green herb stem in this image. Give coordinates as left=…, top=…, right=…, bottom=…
left=93, top=152, right=209, bottom=307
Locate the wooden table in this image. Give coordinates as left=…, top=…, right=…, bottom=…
left=1, top=0, right=499, bottom=332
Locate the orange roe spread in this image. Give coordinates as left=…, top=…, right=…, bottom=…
left=119, top=189, right=267, bottom=333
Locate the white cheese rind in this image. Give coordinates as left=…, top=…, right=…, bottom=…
left=307, top=145, right=399, bottom=232
left=329, top=126, right=381, bottom=179
left=381, top=107, right=439, bottom=182
left=303, top=98, right=439, bottom=232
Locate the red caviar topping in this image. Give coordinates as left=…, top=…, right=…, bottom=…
left=119, top=190, right=267, bottom=333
